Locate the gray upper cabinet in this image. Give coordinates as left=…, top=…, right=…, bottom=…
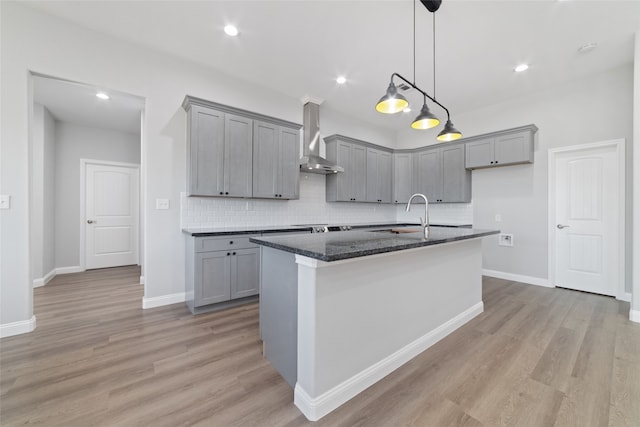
left=393, top=152, right=413, bottom=204
left=186, top=105, right=225, bottom=196
left=413, top=149, right=442, bottom=203
left=441, top=145, right=471, bottom=202
left=326, top=138, right=367, bottom=202
left=225, top=114, right=253, bottom=197
left=252, top=121, right=300, bottom=200
left=183, top=96, right=302, bottom=199
left=366, top=148, right=392, bottom=203
left=465, top=125, right=537, bottom=169
left=184, top=104, right=252, bottom=197
left=412, top=145, right=470, bottom=203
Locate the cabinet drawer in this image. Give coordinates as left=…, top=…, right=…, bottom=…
left=195, top=235, right=259, bottom=252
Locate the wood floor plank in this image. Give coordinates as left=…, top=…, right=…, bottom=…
left=2, top=268, right=639, bottom=426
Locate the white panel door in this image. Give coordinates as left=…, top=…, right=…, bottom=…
left=86, top=163, right=139, bottom=269
left=555, top=146, right=619, bottom=296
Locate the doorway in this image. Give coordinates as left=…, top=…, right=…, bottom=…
left=548, top=140, right=625, bottom=297
left=30, top=73, right=144, bottom=286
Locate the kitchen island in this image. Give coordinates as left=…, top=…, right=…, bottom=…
left=250, top=226, right=499, bottom=421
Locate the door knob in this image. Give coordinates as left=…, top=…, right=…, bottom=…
left=87, top=220, right=96, bottom=224
left=556, top=224, right=570, bottom=229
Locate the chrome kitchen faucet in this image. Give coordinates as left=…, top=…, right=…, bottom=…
left=406, top=193, right=430, bottom=238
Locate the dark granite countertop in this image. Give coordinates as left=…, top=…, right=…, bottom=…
left=249, top=226, right=499, bottom=262
left=182, top=222, right=472, bottom=237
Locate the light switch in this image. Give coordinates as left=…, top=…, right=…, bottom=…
left=495, top=214, right=502, bottom=222
left=156, top=198, right=170, bottom=210
left=0, top=195, right=10, bottom=209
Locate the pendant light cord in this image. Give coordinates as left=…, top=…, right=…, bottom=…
left=413, top=0, right=416, bottom=85
left=433, top=12, right=436, bottom=100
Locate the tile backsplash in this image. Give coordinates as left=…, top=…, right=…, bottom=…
left=181, top=172, right=473, bottom=228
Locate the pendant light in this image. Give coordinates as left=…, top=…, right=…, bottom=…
left=437, top=119, right=462, bottom=141
left=411, top=95, right=440, bottom=129
left=375, top=0, right=462, bottom=142
left=375, top=81, right=409, bottom=114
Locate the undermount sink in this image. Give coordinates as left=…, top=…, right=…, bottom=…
left=369, top=228, right=423, bottom=234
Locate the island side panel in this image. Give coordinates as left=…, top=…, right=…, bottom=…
left=260, top=246, right=299, bottom=387
left=295, top=238, right=483, bottom=420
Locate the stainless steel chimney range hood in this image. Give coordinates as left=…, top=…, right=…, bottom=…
left=299, top=99, right=344, bottom=174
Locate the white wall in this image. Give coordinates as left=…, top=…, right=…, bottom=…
left=632, top=31, right=640, bottom=321
left=54, top=121, right=140, bottom=269
left=29, top=103, right=56, bottom=288
left=398, top=65, right=634, bottom=289
left=30, top=104, right=45, bottom=283
left=43, top=107, right=56, bottom=277
left=0, top=3, right=398, bottom=328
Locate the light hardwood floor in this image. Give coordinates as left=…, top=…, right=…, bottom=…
left=1, top=266, right=639, bottom=426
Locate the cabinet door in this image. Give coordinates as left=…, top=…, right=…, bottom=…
left=378, top=151, right=393, bottom=203
left=393, top=153, right=413, bottom=204
left=465, top=139, right=494, bottom=169
left=231, top=248, right=260, bottom=299
left=494, top=131, right=533, bottom=166
left=441, top=145, right=471, bottom=203
left=195, top=251, right=231, bottom=306
left=278, top=127, right=300, bottom=199
left=225, top=114, right=253, bottom=197
left=351, top=144, right=367, bottom=202
left=188, top=106, right=225, bottom=196
left=335, top=142, right=352, bottom=201
left=365, top=148, right=380, bottom=202
left=414, top=149, right=442, bottom=203
left=252, top=121, right=279, bottom=199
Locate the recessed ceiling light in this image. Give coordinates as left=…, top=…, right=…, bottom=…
left=578, top=43, right=597, bottom=54
left=403, top=107, right=411, bottom=113
left=224, top=25, right=239, bottom=37
left=514, top=64, right=529, bottom=73
left=336, top=76, right=347, bottom=84
left=96, top=92, right=110, bottom=100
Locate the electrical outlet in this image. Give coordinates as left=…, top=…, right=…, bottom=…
left=498, top=233, right=514, bottom=247
left=155, top=198, right=170, bottom=210
left=0, top=194, right=10, bottom=209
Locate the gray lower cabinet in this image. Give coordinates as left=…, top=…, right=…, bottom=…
left=326, top=138, right=367, bottom=202
left=393, top=152, right=413, bottom=204
left=465, top=125, right=537, bottom=169
left=186, top=234, right=260, bottom=314
left=252, top=121, right=300, bottom=199
left=366, top=148, right=392, bottom=203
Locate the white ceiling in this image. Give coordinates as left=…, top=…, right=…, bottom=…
left=25, top=0, right=640, bottom=133
left=33, top=74, right=144, bottom=134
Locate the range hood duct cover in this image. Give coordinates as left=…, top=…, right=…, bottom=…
left=299, top=101, right=344, bottom=174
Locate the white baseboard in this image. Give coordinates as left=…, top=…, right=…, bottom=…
left=1, top=315, right=36, bottom=338
left=630, top=309, right=640, bottom=323
left=294, top=301, right=484, bottom=421
left=482, top=269, right=552, bottom=288
left=618, top=292, right=632, bottom=303
left=56, top=266, right=84, bottom=275
left=139, top=275, right=145, bottom=285
left=142, top=292, right=185, bottom=309
left=33, top=268, right=57, bottom=288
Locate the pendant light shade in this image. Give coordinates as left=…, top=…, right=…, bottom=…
left=411, top=102, right=440, bottom=129
left=436, top=119, right=463, bottom=142
left=375, top=82, right=409, bottom=114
